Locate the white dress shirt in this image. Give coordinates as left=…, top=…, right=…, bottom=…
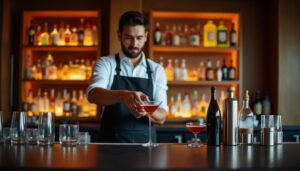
left=86, top=51, right=168, bottom=112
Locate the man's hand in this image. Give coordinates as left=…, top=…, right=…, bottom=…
left=121, top=91, right=149, bottom=118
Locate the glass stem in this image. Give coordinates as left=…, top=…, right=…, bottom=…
left=149, top=115, right=152, bottom=144
left=194, top=133, right=198, bottom=142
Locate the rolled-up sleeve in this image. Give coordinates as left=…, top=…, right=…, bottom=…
left=153, top=65, right=168, bottom=112
left=86, top=57, right=111, bottom=96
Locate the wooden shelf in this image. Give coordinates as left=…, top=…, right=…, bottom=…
left=23, top=45, right=98, bottom=52
left=153, top=46, right=238, bottom=53
left=168, top=80, right=240, bottom=86
left=165, top=116, right=205, bottom=123
left=23, top=80, right=90, bottom=85
left=152, top=11, right=239, bottom=20
left=24, top=11, right=98, bottom=18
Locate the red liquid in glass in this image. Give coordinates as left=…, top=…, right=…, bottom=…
left=186, top=125, right=205, bottom=134
left=142, top=105, right=159, bottom=115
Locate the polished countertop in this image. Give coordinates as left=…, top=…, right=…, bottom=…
left=1, top=143, right=300, bottom=171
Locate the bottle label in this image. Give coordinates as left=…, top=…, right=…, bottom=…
left=229, top=70, right=235, bottom=80
left=231, top=33, right=236, bottom=43
left=207, top=70, right=214, bottom=80
left=64, top=103, right=70, bottom=111
left=254, top=103, right=262, bottom=115
left=208, top=32, right=215, bottom=41
left=29, top=29, right=35, bottom=36
left=154, top=31, right=161, bottom=44
left=218, top=31, right=227, bottom=43
left=190, top=35, right=200, bottom=46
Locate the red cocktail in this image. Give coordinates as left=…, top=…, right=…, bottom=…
left=141, top=101, right=162, bottom=147
left=141, top=105, right=159, bottom=115
left=186, top=122, right=206, bottom=147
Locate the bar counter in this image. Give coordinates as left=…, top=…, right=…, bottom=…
left=1, top=143, right=300, bottom=171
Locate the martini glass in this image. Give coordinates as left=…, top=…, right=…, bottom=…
left=186, top=122, right=206, bottom=147
left=141, top=100, right=162, bottom=147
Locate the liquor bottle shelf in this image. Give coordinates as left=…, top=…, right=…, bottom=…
left=153, top=46, right=239, bottom=53
left=23, top=45, right=98, bottom=52
left=23, top=80, right=90, bottom=85
left=167, top=80, right=240, bottom=86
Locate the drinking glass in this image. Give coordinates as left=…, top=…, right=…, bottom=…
left=186, top=122, right=206, bottom=147
left=141, top=100, right=162, bottom=147
left=26, top=128, right=38, bottom=145
left=10, top=111, right=27, bottom=144
left=78, top=132, right=91, bottom=145
left=38, top=112, right=55, bottom=145
left=261, top=115, right=274, bottom=128
left=274, top=115, right=283, bottom=144
left=59, top=124, right=79, bottom=146
left=3, top=127, right=12, bottom=144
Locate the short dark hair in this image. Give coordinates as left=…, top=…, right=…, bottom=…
left=118, top=11, right=148, bottom=33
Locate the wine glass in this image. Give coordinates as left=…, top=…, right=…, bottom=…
left=186, top=122, right=206, bottom=147
left=141, top=100, right=162, bottom=147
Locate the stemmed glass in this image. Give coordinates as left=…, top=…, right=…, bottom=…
left=186, top=122, right=206, bottom=147
left=141, top=100, right=162, bottom=147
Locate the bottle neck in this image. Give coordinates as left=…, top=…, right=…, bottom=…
left=211, top=90, right=217, bottom=101
left=229, top=91, right=234, bottom=98
left=243, top=99, right=250, bottom=108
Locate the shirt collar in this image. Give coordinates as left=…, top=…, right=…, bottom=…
left=119, top=50, right=147, bottom=68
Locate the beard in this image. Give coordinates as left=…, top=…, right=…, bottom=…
left=121, top=43, right=143, bottom=59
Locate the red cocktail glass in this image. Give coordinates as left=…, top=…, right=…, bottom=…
left=141, top=100, right=162, bottom=147
left=186, top=122, right=206, bottom=147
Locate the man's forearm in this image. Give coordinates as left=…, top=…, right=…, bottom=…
left=87, top=88, right=126, bottom=106
left=151, top=108, right=167, bottom=124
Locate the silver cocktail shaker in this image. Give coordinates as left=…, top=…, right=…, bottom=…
left=223, top=87, right=238, bottom=145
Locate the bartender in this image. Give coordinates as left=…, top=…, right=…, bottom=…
left=86, top=11, right=168, bottom=143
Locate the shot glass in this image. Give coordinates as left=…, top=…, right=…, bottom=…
left=274, top=115, right=283, bottom=144
left=10, top=111, right=27, bottom=144
left=59, top=124, right=79, bottom=146
left=3, top=127, right=11, bottom=144
left=26, top=128, right=38, bottom=145
left=38, top=112, right=55, bottom=145
left=78, top=132, right=91, bottom=145
left=261, top=115, right=275, bottom=129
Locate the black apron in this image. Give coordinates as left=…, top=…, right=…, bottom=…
left=99, top=53, right=156, bottom=143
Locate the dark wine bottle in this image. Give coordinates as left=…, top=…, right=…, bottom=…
left=221, top=59, right=228, bottom=81
left=28, top=20, right=35, bottom=45
left=230, top=22, right=237, bottom=47
left=154, top=22, right=162, bottom=45
left=207, top=86, right=221, bottom=146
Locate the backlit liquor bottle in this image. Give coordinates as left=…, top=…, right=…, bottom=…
left=221, top=59, right=228, bottom=80
left=24, top=56, right=33, bottom=79
left=230, top=22, right=237, bottom=48
left=174, top=59, right=180, bottom=80
left=168, top=96, right=176, bottom=118
left=206, top=86, right=222, bottom=146
left=175, top=93, right=183, bottom=118
left=35, top=59, right=43, bottom=80
left=198, top=61, right=206, bottom=80
left=42, top=91, right=50, bottom=112
left=262, top=93, right=271, bottom=115
left=58, top=22, right=65, bottom=46
left=49, top=89, right=55, bottom=113
left=198, top=94, right=208, bottom=117
left=36, top=89, right=43, bottom=115
left=78, top=18, right=85, bottom=45
left=204, top=20, right=217, bottom=47
left=80, top=59, right=87, bottom=80
left=34, top=25, right=42, bottom=46
left=164, top=25, right=172, bottom=46
left=71, top=90, right=78, bottom=116
left=217, top=21, right=228, bottom=47
left=28, top=20, right=35, bottom=45
left=180, top=59, right=188, bottom=81
left=40, top=22, right=49, bottom=46
left=92, top=22, right=98, bottom=45
left=85, top=59, right=92, bottom=79
left=165, top=59, right=174, bottom=81
left=154, top=22, right=162, bottom=45
left=63, top=90, right=71, bottom=117
left=253, top=91, right=263, bottom=124
left=190, top=27, right=200, bottom=46
left=180, top=24, right=189, bottom=46
left=64, top=25, right=71, bottom=46
left=77, top=90, right=84, bottom=116
left=70, top=27, right=79, bottom=46
left=215, top=60, right=222, bottom=82
left=172, top=25, right=180, bottom=46
left=84, top=22, right=93, bottom=46
left=228, top=60, right=236, bottom=80
left=238, top=90, right=254, bottom=145
left=206, top=59, right=214, bottom=80
left=50, top=24, right=59, bottom=46
left=55, top=91, right=63, bottom=117
left=191, top=90, right=199, bottom=116
left=28, top=90, right=36, bottom=116
left=182, top=92, right=191, bottom=118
